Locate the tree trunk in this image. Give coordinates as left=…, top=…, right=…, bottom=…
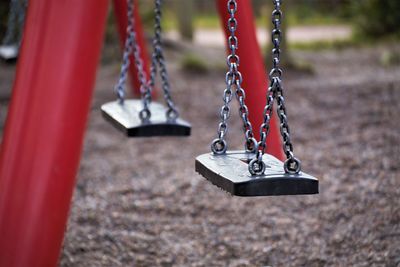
left=176, top=0, right=194, bottom=41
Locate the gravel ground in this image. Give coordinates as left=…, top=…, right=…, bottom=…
left=1, top=44, right=399, bottom=266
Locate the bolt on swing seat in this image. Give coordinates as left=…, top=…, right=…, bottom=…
left=101, top=99, right=191, bottom=137
left=196, top=151, right=318, bottom=197
left=0, top=44, right=18, bottom=61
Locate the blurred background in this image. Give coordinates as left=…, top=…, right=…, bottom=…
left=105, top=0, right=400, bottom=68
left=0, top=0, right=399, bottom=266
left=1, top=0, right=400, bottom=78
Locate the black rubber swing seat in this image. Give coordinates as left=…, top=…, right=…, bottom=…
left=101, top=99, right=191, bottom=137
left=195, top=151, right=319, bottom=197
left=0, top=44, right=18, bottom=62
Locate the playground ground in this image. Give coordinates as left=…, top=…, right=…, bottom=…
left=0, top=40, right=399, bottom=266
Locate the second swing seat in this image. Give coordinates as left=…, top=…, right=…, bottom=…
left=101, top=99, right=191, bottom=137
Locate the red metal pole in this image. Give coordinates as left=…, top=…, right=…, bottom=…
left=0, top=0, right=109, bottom=266
left=113, top=0, right=155, bottom=98
left=216, top=0, right=284, bottom=160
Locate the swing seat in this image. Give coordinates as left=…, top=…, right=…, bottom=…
left=101, top=99, right=191, bottom=137
left=0, top=44, right=18, bottom=61
left=195, top=151, right=318, bottom=197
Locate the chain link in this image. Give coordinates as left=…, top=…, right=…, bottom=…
left=2, top=0, right=27, bottom=46
left=114, top=0, right=134, bottom=104
left=249, top=0, right=301, bottom=175
left=17, top=0, right=27, bottom=44
left=114, top=0, right=152, bottom=121
left=211, top=0, right=257, bottom=155
left=147, top=0, right=179, bottom=121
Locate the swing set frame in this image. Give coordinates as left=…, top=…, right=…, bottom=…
left=0, top=1, right=283, bottom=266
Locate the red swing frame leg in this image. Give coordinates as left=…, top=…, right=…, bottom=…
left=113, top=0, right=156, bottom=98
left=0, top=1, right=109, bottom=266
left=216, top=0, right=284, bottom=160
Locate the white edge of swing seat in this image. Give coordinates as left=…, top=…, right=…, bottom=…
left=0, top=45, right=19, bottom=60
left=101, top=99, right=191, bottom=136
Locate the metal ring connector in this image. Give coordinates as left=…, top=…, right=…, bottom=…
left=211, top=139, right=227, bottom=155
left=139, top=108, right=151, bottom=122
left=245, top=138, right=258, bottom=153
left=166, top=108, right=179, bottom=121
left=284, top=157, right=301, bottom=174
left=248, top=157, right=266, bottom=176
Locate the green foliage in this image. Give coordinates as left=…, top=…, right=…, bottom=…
left=283, top=1, right=351, bottom=26
left=352, top=0, right=400, bottom=38
left=289, top=38, right=358, bottom=51
left=380, top=50, right=400, bottom=67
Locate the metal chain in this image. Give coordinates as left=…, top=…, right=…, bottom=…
left=17, top=0, right=27, bottom=45
left=249, top=0, right=301, bottom=175
left=227, top=0, right=258, bottom=153
left=114, top=0, right=134, bottom=104
left=275, top=77, right=301, bottom=174
left=2, top=0, right=27, bottom=46
left=131, top=4, right=153, bottom=122
left=211, top=0, right=257, bottom=154
left=147, top=0, right=179, bottom=121
left=114, top=0, right=152, bottom=121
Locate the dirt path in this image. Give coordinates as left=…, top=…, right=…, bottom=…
left=0, top=43, right=399, bottom=266
left=165, top=25, right=352, bottom=47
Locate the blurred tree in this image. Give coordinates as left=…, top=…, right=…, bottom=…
left=175, top=0, right=194, bottom=41
left=252, top=0, right=265, bottom=17
left=138, top=0, right=157, bottom=30
left=353, top=0, right=400, bottom=38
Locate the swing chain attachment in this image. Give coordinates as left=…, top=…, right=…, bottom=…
left=114, top=0, right=134, bottom=104
left=114, top=0, right=152, bottom=121
left=211, top=0, right=257, bottom=155
left=2, top=0, right=27, bottom=46
left=249, top=0, right=301, bottom=175
left=131, top=0, right=152, bottom=122
left=148, top=0, right=179, bottom=121
left=248, top=77, right=277, bottom=176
